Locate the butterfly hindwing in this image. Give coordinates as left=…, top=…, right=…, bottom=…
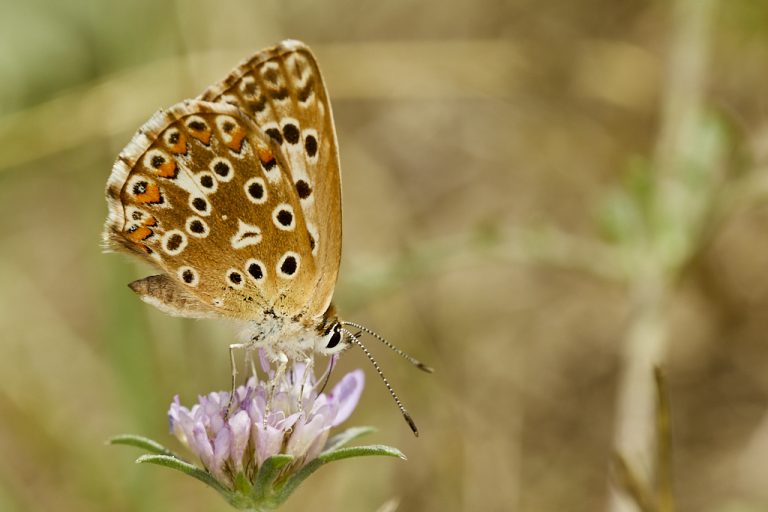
left=199, top=39, right=342, bottom=321
left=104, top=100, right=318, bottom=320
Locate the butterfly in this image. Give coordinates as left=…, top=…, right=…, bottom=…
left=103, top=40, right=430, bottom=434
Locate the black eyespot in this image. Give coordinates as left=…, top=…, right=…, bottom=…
left=229, top=271, right=242, bottom=285
left=276, top=209, right=293, bottom=226
left=280, top=256, right=297, bottom=275
left=305, top=135, right=318, bottom=157
left=252, top=98, right=267, bottom=113
left=151, top=155, right=165, bottom=168
left=200, top=175, right=214, bottom=188
left=222, top=121, right=235, bottom=133
left=271, top=88, right=289, bottom=100
left=189, top=220, right=205, bottom=233
left=248, top=262, right=263, bottom=280
left=131, top=211, right=142, bottom=220
left=166, top=234, right=183, bottom=251
left=283, top=124, right=300, bottom=144
left=265, top=128, right=282, bottom=145
left=264, top=68, right=278, bottom=83
left=326, top=330, right=342, bottom=349
left=182, top=269, right=195, bottom=283
left=188, top=120, right=206, bottom=131
left=295, top=180, right=312, bottom=199
left=168, top=132, right=180, bottom=144
left=248, top=182, right=264, bottom=200
left=213, top=161, right=230, bottom=177
left=192, top=197, right=207, bottom=212
left=132, top=181, right=148, bottom=195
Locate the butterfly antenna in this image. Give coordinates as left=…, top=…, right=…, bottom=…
left=342, top=328, right=420, bottom=437
left=343, top=321, right=434, bottom=373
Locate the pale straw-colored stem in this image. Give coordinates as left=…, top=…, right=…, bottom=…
left=607, top=0, right=717, bottom=510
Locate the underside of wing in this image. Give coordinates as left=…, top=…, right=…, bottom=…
left=199, top=40, right=342, bottom=320
left=104, top=100, right=318, bottom=321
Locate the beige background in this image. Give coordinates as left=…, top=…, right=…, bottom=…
left=2, top=0, right=768, bottom=511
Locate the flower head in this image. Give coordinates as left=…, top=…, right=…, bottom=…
left=168, top=363, right=364, bottom=488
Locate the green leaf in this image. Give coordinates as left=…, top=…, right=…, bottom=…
left=136, top=454, right=233, bottom=503
left=251, top=454, right=294, bottom=502
left=322, top=426, right=376, bottom=453
left=274, top=445, right=405, bottom=505
left=108, top=434, right=179, bottom=458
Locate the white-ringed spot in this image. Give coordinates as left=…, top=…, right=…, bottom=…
left=186, top=116, right=211, bottom=145
left=196, top=171, right=218, bottom=193
left=215, top=115, right=246, bottom=153
left=281, top=118, right=301, bottom=145
left=240, top=76, right=259, bottom=99
left=244, top=177, right=268, bottom=204
left=209, top=157, right=234, bottom=182
left=178, top=266, right=199, bottom=287
left=303, top=128, right=319, bottom=161
left=276, top=252, right=300, bottom=279
left=244, top=258, right=266, bottom=283
left=143, top=149, right=177, bottom=179
left=185, top=216, right=209, bottom=238
left=231, top=220, right=262, bottom=249
left=163, top=128, right=187, bottom=154
left=188, top=195, right=211, bottom=216
left=162, top=229, right=188, bottom=256
left=226, top=268, right=245, bottom=289
left=272, top=203, right=295, bottom=231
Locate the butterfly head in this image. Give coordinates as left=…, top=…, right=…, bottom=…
left=314, top=304, right=349, bottom=356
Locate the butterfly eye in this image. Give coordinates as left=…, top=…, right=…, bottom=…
left=317, top=324, right=346, bottom=355
left=326, top=329, right=341, bottom=349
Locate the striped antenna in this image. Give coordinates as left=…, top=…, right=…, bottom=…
left=342, top=328, right=419, bottom=437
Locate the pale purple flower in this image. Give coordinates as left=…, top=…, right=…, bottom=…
left=168, top=363, right=365, bottom=488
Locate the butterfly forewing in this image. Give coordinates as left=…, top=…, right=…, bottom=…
left=104, top=100, right=318, bottom=320
left=199, top=40, right=342, bottom=321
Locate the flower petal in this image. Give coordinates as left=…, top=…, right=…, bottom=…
left=329, top=370, right=365, bottom=426
left=228, top=410, right=251, bottom=473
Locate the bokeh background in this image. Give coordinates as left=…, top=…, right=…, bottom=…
left=2, top=0, right=768, bottom=511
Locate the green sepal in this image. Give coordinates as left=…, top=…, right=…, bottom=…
left=322, top=426, right=376, bottom=452
left=250, top=454, right=294, bottom=503
left=108, top=434, right=179, bottom=458
left=136, top=454, right=234, bottom=504
left=273, top=444, right=405, bottom=505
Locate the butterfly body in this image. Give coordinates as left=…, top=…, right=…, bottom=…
left=104, top=41, right=347, bottom=362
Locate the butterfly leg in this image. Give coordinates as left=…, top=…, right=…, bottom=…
left=245, top=347, right=258, bottom=379
left=263, top=352, right=288, bottom=429
left=297, top=356, right=314, bottom=414
left=226, top=342, right=249, bottom=418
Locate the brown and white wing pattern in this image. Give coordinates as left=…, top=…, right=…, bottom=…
left=199, top=39, right=342, bottom=321
left=103, top=100, right=318, bottom=321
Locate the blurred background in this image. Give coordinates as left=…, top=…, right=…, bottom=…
left=2, top=0, right=768, bottom=510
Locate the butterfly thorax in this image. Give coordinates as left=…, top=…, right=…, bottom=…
left=241, top=302, right=340, bottom=361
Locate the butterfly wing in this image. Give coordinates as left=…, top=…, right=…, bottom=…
left=199, top=39, right=342, bottom=321
left=104, top=100, right=319, bottom=321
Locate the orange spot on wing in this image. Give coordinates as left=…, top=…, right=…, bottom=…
left=143, top=216, right=157, bottom=227
left=126, top=225, right=153, bottom=242
left=156, top=160, right=177, bottom=178
left=226, top=127, right=247, bottom=152
left=169, top=132, right=187, bottom=154
left=257, top=147, right=274, bottom=164
left=135, top=183, right=162, bottom=204
left=189, top=127, right=211, bottom=145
